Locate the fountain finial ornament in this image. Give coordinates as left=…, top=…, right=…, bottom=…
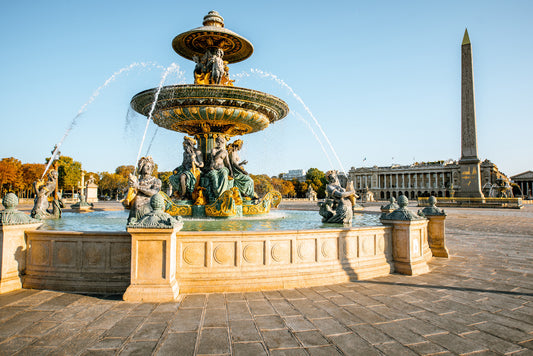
left=1, top=193, right=40, bottom=225
left=418, top=196, right=446, bottom=217
left=203, top=11, right=224, bottom=27
left=381, top=195, right=425, bottom=221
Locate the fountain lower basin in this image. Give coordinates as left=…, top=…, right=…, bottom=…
left=21, top=210, right=412, bottom=295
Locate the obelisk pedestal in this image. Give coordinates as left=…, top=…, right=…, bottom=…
left=457, top=29, right=484, bottom=198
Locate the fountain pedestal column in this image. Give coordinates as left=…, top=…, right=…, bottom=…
left=0, top=223, right=42, bottom=293
left=124, top=227, right=180, bottom=302
left=380, top=196, right=431, bottom=276
left=380, top=219, right=431, bottom=275
left=425, top=215, right=449, bottom=258
left=418, top=197, right=449, bottom=258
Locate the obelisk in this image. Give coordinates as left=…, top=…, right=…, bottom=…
left=457, top=29, right=484, bottom=198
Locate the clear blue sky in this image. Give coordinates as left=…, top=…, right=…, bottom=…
left=1, top=0, right=531, bottom=177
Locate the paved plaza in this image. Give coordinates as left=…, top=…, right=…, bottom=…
left=0, top=204, right=532, bottom=355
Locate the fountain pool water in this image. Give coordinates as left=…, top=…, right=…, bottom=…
left=39, top=209, right=381, bottom=232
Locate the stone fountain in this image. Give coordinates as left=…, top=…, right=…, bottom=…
left=0, top=11, right=448, bottom=301
left=130, top=11, right=288, bottom=219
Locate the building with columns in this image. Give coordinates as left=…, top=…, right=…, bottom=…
left=348, top=159, right=508, bottom=201
left=511, top=171, right=533, bottom=199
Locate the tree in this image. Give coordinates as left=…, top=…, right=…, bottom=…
left=0, top=157, right=23, bottom=196
left=99, top=172, right=127, bottom=199
left=292, top=179, right=308, bottom=198
left=306, top=168, right=327, bottom=198
left=115, top=165, right=135, bottom=178
left=21, top=163, right=45, bottom=198
left=57, top=156, right=82, bottom=195
left=0, top=157, right=23, bottom=195
left=251, top=174, right=273, bottom=196
left=271, top=177, right=296, bottom=198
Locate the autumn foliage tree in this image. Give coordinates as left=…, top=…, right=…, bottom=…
left=271, top=177, right=296, bottom=198
left=0, top=157, right=23, bottom=195
left=250, top=174, right=274, bottom=196
left=21, top=163, right=45, bottom=198
left=115, top=165, right=135, bottom=179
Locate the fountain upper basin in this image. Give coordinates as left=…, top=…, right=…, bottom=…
left=130, top=84, right=289, bottom=136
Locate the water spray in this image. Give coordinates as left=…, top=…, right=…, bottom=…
left=248, top=68, right=348, bottom=175
left=135, top=63, right=181, bottom=171
left=144, top=68, right=187, bottom=156
left=41, top=62, right=165, bottom=179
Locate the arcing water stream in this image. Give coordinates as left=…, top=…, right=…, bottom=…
left=41, top=62, right=165, bottom=178
left=134, top=63, right=182, bottom=167
left=234, top=69, right=348, bottom=175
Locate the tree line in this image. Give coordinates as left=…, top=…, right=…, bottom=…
left=0, top=156, right=328, bottom=200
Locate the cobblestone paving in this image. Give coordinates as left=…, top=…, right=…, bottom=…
left=0, top=206, right=532, bottom=355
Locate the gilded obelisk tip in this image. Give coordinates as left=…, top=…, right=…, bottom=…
left=462, top=29, right=470, bottom=45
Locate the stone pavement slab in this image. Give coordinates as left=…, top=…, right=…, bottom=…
left=0, top=206, right=532, bottom=355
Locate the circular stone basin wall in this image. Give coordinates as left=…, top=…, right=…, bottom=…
left=23, top=224, right=398, bottom=294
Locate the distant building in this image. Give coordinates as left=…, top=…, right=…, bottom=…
left=348, top=159, right=509, bottom=200
left=281, top=169, right=306, bottom=182
left=511, top=171, right=533, bottom=199
left=348, top=32, right=513, bottom=201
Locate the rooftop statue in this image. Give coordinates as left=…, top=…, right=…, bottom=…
left=124, top=156, right=162, bottom=224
